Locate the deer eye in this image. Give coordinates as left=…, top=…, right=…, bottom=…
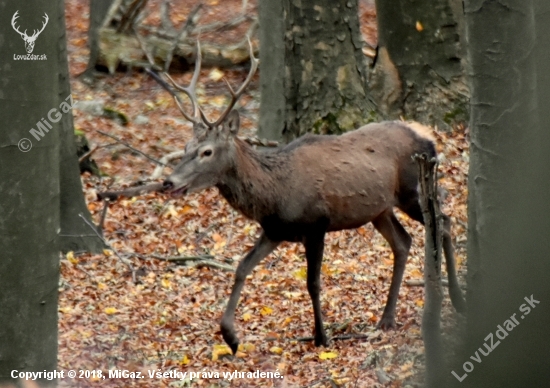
left=200, top=149, right=213, bottom=158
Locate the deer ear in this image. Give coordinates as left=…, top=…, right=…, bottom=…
left=223, top=110, right=240, bottom=137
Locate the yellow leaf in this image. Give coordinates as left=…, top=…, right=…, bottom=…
left=208, top=68, right=225, bottom=82
left=415, top=299, right=424, bottom=307
left=97, top=282, right=108, bottom=291
left=161, top=278, right=172, bottom=289
left=66, top=251, right=78, bottom=264
left=103, top=249, right=113, bottom=256
left=416, top=21, right=424, bottom=32
left=181, top=204, right=193, bottom=214
left=59, top=307, right=72, bottom=314
left=270, top=346, right=283, bottom=355
left=260, top=306, right=273, bottom=316
left=293, top=268, right=307, bottom=281
left=104, top=307, right=117, bottom=315
left=409, top=268, right=423, bottom=278
left=239, top=343, right=255, bottom=352
left=212, top=344, right=232, bottom=361
left=180, top=354, right=190, bottom=365
left=242, top=312, right=252, bottom=322
left=319, top=351, right=338, bottom=360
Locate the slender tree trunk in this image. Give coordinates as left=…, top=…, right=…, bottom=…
left=417, top=156, right=445, bottom=388
left=58, top=0, right=105, bottom=253
left=372, top=0, right=468, bottom=129
left=81, top=0, right=113, bottom=79
left=457, top=0, right=550, bottom=386
left=259, top=0, right=374, bottom=142
left=0, top=1, right=60, bottom=385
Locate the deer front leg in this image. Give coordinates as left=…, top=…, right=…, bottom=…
left=221, top=232, right=279, bottom=354
left=372, top=211, right=412, bottom=330
left=441, top=214, right=466, bottom=313
left=304, top=232, right=328, bottom=347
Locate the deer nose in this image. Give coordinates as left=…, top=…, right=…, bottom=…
left=162, top=179, right=174, bottom=191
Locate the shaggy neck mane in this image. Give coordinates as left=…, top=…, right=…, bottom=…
left=216, top=138, right=287, bottom=221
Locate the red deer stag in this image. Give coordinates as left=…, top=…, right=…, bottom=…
left=148, top=40, right=465, bottom=354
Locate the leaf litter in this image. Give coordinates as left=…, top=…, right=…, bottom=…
left=61, top=0, right=469, bottom=386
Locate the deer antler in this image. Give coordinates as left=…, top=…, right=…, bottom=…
left=30, top=13, right=49, bottom=39
left=201, top=36, right=258, bottom=128
left=11, top=11, right=26, bottom=38
left=11, top=11, right=48, bottom=40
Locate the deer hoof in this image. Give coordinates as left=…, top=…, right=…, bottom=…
left=221, top=321, right=240, bottom=355
left=314, top=332, right=328, bottom=347
left=376, top=315, right=397, bottom=330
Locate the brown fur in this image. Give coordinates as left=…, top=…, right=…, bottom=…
left=165, top=116, right=464, bottom=353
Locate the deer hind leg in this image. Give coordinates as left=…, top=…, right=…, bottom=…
left=372, top=210, right=412, bottom=330
left=399, top=201, right=466, bottom=313
left=303, top=232, right=328, bottom=347
left=221, top=232, right=279, bottom=354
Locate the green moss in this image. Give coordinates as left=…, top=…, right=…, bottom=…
left=443, top=104, right=468, bottom=125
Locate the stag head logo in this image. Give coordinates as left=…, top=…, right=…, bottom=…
left=11, top=11, right=49, bottom=54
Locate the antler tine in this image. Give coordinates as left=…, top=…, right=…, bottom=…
left=11, top=11, right=25, bottom=37
left=164, top=41, right=203, bottom=123
left=211, top=36, right=258, bottom=127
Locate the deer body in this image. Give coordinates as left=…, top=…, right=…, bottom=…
left=216, top=122, right=431, bottom=241
left=149, top=41, right=465, bottom=354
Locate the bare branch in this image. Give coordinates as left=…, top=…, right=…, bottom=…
left=78, top=213, right=137, bottom=283
left=95, top=130, right=164, bottom=166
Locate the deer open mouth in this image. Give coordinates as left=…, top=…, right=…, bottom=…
left=170, top=185, right=188, bottom=197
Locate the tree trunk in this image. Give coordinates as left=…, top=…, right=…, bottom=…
left=81, top=0, right=113, bottom=80
left=0, top=1, right=60, bottom=384
left=372, top=0, right=468, bottom=130
left=259, top=0, right=374, bottom=142
left=58, top=0, right=105, bottom=253
left=457, top=0, right=550, bottom=386
left=417, top=156, right=445, bottom=388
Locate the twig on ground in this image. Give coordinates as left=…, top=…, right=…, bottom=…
left=78, top=145, right=100, bottom=163
left=97, top=182, right=164, bottom=201
left=405, top=279, right=449, bottom=287
left=79, top=213, right=137, bottom=283
left=150, top=254, right=234, bottom=271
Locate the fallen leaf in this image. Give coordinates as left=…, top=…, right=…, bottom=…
left=319, top=351, right=338, bottom=360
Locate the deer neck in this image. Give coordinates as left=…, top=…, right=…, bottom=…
left=216, top=139, right=284, bottom=222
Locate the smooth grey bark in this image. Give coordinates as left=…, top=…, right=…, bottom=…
left=417, top=157, right=445, bottom=388
left=456, top=0, right=550, bottom=386
left=0, top=1, right=60, bottom=384
left=57, top=0, right=105, bottom=253
left=82, top=0, right=113, bottom=79
left=372, top=0, right=468, bottom=129
left=258, top=0, right=285, bottom=141
left=259, top=0, right=373, bottom=142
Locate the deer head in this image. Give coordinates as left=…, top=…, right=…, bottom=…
left=11, top=11, right=49, bottom=54
left=147, top=39, right=258, bottom=196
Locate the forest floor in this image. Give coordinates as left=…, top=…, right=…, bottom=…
left=59, top=0, right=469, bottom=387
